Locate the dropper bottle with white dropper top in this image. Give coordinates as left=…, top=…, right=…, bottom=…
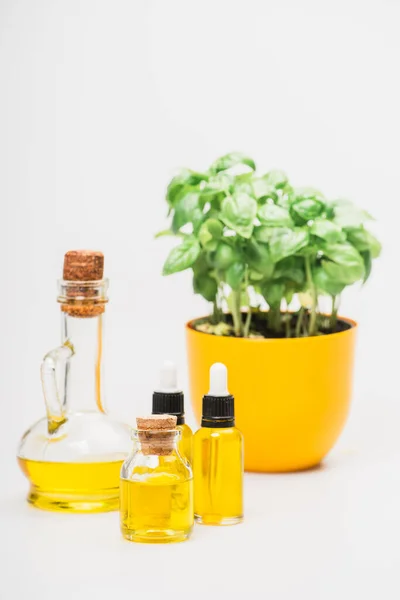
left=193, top=362, right=244, bottom=525
left=152, top=361, right=193, bottom=463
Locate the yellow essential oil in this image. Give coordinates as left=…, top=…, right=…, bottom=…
left=177, top=422, right=193, bottom=464
left=120, top=415, right=193, bottom=543
left=193, top=363, right=244, bottom=525
left=152, top=361, right=193, bottom=464
left=18, top=457, right=124, bottom=512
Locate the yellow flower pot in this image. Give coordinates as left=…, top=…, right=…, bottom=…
left=186, top=317, right=357, bottom=472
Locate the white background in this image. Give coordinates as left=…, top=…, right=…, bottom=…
left=0, top=1, right=399, bottom=598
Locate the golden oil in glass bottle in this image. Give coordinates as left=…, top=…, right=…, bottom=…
left=17, top=250, right=130, bottom=512
left=120, top=415, right=193, bottom=543
left=152, top=361, right=193, bottom=464
left=193, top=363, right=244, bottom=525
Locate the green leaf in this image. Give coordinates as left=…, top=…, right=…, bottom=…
left=226, top=263, right=245, bottom=289
left=261, top=282, right=284, bottom=308
left=210, top=152, right=256, bottom=174
left=313, top=267, right=346, bottom=296
left=321, top=242, right=365, bottom=284
left=166, top=169, right=207, bottom=206
left=291, top=198, right=325, bottom=223
left=198, top=219, right=224, bottom=250
left=273, top=257, right=305, bottom=286
left=258, top=203, right=294, bottom=227
left=193, top=273, right=218, bottom=302
left=201, top=173, right=233, bottom=196
left=172, top=192, right=203, bottom=233
left=211, top=241, right=241, bottom=270
left=244, top=239, right=274, bottom=277
left=192, top=253, right=210, bottom=276
left=254, top=226, right=284, bottom=243
left=251, top=178, right=277, bottom=200
left=263, top=170, right=289, bottom=189
left=361, top=250, right=372, bottom=283
left=345, top=227, right=381, bottom=258
left=269, top=229, right=309, bottom=262
left=163, top=237, right=201, bottom=275
left=154, top=229, right=175, bottom=239
left=310, top=218, right=346, bottom=243
left=332, top=199, right=373, bottom=228
left=220, top=192, right=258, bottom=239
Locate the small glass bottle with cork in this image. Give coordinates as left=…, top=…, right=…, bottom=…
left=120, top=414, right=194, bottom=543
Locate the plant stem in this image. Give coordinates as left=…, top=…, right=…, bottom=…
left=295, top=307, right=304, bottom=338
left=285, top=304, right=290, bottom=338
left=231, top=289, right=242, bottom=337
left=305, top=256, right=318, bottom=336
left=330, top=295, right=338, bottom=332
left=243, top=309, right=252, bottom=338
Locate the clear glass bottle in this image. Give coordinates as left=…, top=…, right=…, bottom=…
left=17, top=250, right=130, bottom=513
left=152, top=361, right=193, bottom=464
left=120, top=415, right=193, bottom=543
left=193, top=363, right=244, bottom=525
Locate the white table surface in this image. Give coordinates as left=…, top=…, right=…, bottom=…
left=2, top=429, right=399, bottom=600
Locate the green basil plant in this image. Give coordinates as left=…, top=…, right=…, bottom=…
left=157, top=152, right=381, bottom=338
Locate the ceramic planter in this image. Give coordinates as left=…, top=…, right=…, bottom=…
left=186, top=317, right=357, bottom=472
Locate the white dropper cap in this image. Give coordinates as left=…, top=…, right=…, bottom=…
left=157, top=360, right=181, bottom=393
left=208, top=362, right=230, bottom=397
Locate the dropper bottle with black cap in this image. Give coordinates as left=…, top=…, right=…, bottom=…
left=152, top=361, right=193, bottom=464
left=193, top=362, right=244, bottom=525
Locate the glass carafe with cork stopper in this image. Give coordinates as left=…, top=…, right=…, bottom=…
left=17, top=250, right=130, bottom=513
left=120, top=415, right=193, bottom=543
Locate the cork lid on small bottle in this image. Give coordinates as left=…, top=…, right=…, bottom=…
left=136, top=414, right=177, bottom=455
left=63, top=250, right=104, bottom=281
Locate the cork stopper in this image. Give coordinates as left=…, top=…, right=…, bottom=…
left=136, top=414, right=177, bottom=455
left=60, top=250, right=107, bottom=318
left=63, top=250, right=104, bottom=281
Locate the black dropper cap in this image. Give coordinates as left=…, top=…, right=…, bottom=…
left=201, top=363, right=235, bottom=428
left=152, top=362, right=185, bottom=425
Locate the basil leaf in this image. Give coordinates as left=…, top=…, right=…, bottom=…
left=193, top=273, right=218, bottom=302
left=310, top=218, right=346, bottom=243
left=269, top=229, right=309, bottom=262
left=172, top=192, right=203, bottom=233
left=313, top=267, right=346, bottom=296
left=221, top=192, right=258, bottom=239
left=321, top=243, right=365, bottom=284
left=261, top=282, right=284, bottom=308
left=258, top=204, right=293, bottom=227
left=361, top=250, right=372, bottom=283
left=244, top=239, right=274, bottom=277
left=166, top=169, right=207, bottom=206
left=291, top=198, right=325, bottom=223
left=345, top=227, right=381, bottom=258
left=332, top=199, right=373, bottom=228
left=210, top=152, right=256, bottom=174
left=211, top=241, right=241, bottom=270
left=198, top=219, right=224, bottom=250
left=263, top=170, right=289, bottom=189
left=226, top=263, right=245, bottom=289
left=163, top=237, right=201, bottom=275
left=273, top=257, right=305, bottom=286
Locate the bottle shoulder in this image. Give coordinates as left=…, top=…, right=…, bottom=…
left=178, top=423, right=193, bottom=436
left=194, top=426, right=242, bottom=442
left=17, top=413, right=131, bottom=462
left=121, top=450, right=192, bottom=482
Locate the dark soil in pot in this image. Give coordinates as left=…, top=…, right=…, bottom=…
left=191, top=311, right=353, bottom=339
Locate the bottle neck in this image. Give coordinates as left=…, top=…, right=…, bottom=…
left=132, top=429, right=180, bottom=456
left=61, top=311, right=106, bottom=414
